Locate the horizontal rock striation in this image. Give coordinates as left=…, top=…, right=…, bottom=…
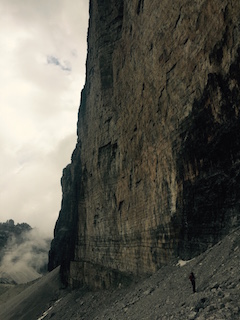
left=49, top=0, right=240, bottom=288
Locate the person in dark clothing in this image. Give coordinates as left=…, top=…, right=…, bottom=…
left=189, top=272, right=196, bottom=293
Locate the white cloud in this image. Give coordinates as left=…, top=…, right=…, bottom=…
left=0, top=0, right=89, bottom=236
left=0, top=228, right=51, bottom=283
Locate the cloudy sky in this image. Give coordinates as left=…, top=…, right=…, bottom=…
left=0, top=0, right=89, bottom=237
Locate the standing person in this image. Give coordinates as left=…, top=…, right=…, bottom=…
left=189, top=272, right=196, bottom=293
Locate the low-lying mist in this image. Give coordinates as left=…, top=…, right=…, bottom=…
left=0, top=228, right=51, bottom=284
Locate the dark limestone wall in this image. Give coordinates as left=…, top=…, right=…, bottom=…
left=177, top=48, right=240, bottom=259
left=48, top=146, right=83, bottom=285
left=49, top=0, right=240, bottom=288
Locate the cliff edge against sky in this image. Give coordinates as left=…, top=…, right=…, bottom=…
left=49, top=0, right=240, bottom=289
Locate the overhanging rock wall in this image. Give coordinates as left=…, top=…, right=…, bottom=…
left=49, top=0, right=240, bottom=289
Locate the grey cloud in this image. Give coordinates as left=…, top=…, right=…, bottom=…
left=47, top=55, right=72, bottom=72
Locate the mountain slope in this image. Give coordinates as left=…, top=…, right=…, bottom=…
left=0, top=267, right=61, bottom=320
left=2, top=228, right=240, bottom=319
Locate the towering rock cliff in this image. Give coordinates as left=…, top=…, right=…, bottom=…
left=49, top=0, right=240, bottom=288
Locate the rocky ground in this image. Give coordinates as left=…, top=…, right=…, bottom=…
left=0, top=227, right=239, bottom=320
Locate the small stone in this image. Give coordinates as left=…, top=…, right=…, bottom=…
left=211, top=282, right=219, bottom=289
left=196, top=315, right=206, bottom=320
left=217, top=290, right=224, bottom=297
left=188, top=311, right=197, bottom=319
left=205, top=305, right=215, bottom=312
left=225, top=302, right=232, bottom=309
left=233, top=306, right=239, bottom=313
left=143, top=289, right=151, bottom=295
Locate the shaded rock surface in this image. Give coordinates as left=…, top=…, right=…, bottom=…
left=2, top=228, right=240, bottom=319
left=49, top=0, right=240, bottom=288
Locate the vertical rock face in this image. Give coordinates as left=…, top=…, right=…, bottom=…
left=49, top=0, right=240, bottom=288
